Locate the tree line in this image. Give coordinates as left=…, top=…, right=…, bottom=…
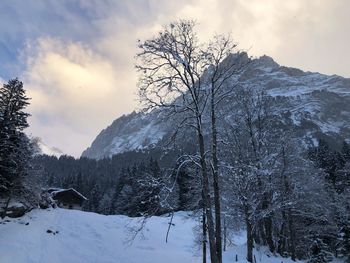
left=0, top=79, right=38, bottom=217
left=34, top=125, right=350, bottom=263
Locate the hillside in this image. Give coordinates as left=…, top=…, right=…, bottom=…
left=82, top=54, right=350, bottom=159
left=0, top=208, right=305, bottom=263
left=32, top=137, right=63, bottom=157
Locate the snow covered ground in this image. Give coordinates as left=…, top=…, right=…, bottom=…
left=0, top=208, right=304, bottom=263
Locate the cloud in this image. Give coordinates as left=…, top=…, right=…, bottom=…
left=24, top=38, right=136, bottom=156
left=162, top=0, right=350, bottom=76
left=2, top=0, right=347, bottom=156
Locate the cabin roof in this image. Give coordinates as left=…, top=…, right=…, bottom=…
left=51, top=188, right=88, bottom=201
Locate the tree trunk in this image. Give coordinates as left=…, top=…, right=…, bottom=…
left=282, top=146, right=296, bottom=260
left=211, top=85, right=222, bottom=263
left=257, top=222, right=265, bottom=245
left=264, top=215, right=275, bottom=252
left=246, top=212, right=254, bottom=263
left=223, top=215, right=227, bottom=252
left=197, top=118, right=219, bottom=263
left=287, top=208, right=296, bottom=261
left=1, top=195, right=11, bottom=219
left=166, top=212, right=174, bottom=243
left=261, top=189, right=274, bottom=252
left=202, top=204, right=207, bottom=263
left=277, top=210, right=287, bottom=256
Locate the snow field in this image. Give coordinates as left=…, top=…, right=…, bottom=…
left=0, top=209, right=304, bottom=263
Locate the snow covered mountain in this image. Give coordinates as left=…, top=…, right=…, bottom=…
left=0, top=208, right=304, bottom=263
left=82, top=54, right=350, bottom=159
left=32, top=137, right=63, bottom=157
left=82, top=111, right=169, bottom=159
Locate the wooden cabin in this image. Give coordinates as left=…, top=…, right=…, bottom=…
left=49, top=188, right=87, bottom=210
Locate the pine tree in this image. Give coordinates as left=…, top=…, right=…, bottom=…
left=176, top=165, right=201, bottom=210
left=0, top=78, right=30, bottom=194
left=309, top=139, right=345, bottom=191
left=307, top=239, right=334, bottom=263
left=86, top=182, right=102, bottom=212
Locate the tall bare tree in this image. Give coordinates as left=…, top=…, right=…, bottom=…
left=136, top=20, right=219, bottom=263
left=202, top=35, right=247, bottom=262
left=136, top=19, right=248, bottom=262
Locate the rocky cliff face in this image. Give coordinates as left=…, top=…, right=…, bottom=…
left=82, top=110, right=170, bottom=159
left=82, top=54, right=350, bottom=159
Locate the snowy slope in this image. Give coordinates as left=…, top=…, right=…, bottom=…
left=82, top=54, right=350, bottom=159
left=32, top=137, right=63, bottom=157
left=82, top=111, right=169, bottom=159
left=0, top=209, right=305, bottom=263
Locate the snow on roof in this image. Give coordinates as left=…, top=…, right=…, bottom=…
left=47, top=187, right=64, bottom=193
left=51, top=188, right=88, bottom=201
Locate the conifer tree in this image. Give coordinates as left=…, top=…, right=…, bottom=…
left=0, top=78, right=30, bottom=194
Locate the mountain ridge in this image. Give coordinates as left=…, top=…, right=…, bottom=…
left=82, top=54, right=350, bottom=159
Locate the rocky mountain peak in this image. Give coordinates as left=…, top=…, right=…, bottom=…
left=82, top=54, right=350, bottom=159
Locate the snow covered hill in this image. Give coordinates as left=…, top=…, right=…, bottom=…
left=32, top=137, right=63, bottom=157
left=82, top=111, right=169, bottom=159
left=0, top=209, right=304, bottom=263
left=82, top=54, right=350, bottom=159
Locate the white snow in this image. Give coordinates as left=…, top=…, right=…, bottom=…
left=111, top=121, right=166, bottom=155
left=7, top=201, right=26, bottom=209
left=0, top=208, right=306, bottom=263
left=35, top=138, right=63, bottom=157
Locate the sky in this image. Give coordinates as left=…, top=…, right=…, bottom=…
left=0, top=0, right=349, bottom=157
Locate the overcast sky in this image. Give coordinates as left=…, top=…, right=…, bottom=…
left=0, top=0, right=349, bottom=157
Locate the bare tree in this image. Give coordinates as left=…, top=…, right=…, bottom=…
left=136, top=20, right=219, bottom=263
left=202, top=35, right=247, bottom=263
left=221, top=86, right=278, bottom=262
